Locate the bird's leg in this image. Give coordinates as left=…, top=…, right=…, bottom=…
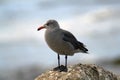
left=63, top=55, right=68, bottom=72
left=57, top=55, right=68, bottom=72
left=53, top=54, right=61, bottom=71
left=58, top=54, right=60, bottom=67
left=65, top=55, right=67, bottom=68
left=53, top=54, right=68, bottom=72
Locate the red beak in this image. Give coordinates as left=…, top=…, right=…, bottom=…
left=37, top=26, right=45, bottom=31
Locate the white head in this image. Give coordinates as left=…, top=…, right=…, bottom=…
left=37, top=20, right=60, bottom=31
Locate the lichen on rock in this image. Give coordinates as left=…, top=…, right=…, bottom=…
left=35, top=64, right=120, bottom=80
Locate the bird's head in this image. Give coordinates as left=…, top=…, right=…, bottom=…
left=37, top=20, right=60, bottom=31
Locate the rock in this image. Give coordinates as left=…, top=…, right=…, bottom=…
left=35, top=64, right=120, bottom=80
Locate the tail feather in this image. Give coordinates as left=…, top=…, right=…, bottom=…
left=77, top=42, right=88, bottom=53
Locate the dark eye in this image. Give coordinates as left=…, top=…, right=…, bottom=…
left=46, top=23, right=50, bottom=26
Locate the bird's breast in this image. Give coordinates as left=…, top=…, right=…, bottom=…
left=45, top=30, right=74, bottom=55
left=45, top=30, right=63, bottom=49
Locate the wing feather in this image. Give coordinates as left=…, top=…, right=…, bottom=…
left=62, top=30, right=88, bottom=53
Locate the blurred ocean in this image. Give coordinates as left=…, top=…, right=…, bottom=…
left=0, top=0, right=120, bottom=79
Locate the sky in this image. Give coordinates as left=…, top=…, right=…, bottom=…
left=0, top=0, right=120, bottom=70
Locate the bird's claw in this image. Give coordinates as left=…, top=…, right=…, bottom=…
left=53, top=65, right=68, bottom=72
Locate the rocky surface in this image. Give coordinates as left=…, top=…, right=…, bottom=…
left=35, top=64, right=120, bottom=80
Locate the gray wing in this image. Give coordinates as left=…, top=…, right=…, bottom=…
left=62, top=30, right=88, bottom=53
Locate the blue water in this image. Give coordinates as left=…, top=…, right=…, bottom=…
left=0, top=0, right=120, bottom=69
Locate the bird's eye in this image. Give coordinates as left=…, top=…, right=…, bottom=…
left=46, top=23, right=50, bottom=26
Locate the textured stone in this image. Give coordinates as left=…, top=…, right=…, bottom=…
left=35, top=64, right=120, bottom=80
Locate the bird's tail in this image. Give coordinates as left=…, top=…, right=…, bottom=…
left=77, top=42, right=88, bottom=53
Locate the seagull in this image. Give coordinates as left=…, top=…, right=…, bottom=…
left=37, top=20, right=88, bottom=72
